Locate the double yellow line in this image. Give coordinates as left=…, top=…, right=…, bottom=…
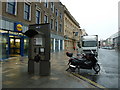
left=70, top=72, right=106, bottom=89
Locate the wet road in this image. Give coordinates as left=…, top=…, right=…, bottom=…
left=77, top=49, right=119, bottom=88
left=1, top=49, right=119, bottom=89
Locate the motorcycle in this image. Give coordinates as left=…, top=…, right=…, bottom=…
left=66, top=52, right=100, bottom=74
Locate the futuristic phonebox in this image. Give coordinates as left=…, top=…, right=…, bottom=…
left=24, top=23, right=50, bottom=76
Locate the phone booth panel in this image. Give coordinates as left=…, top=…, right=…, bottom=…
left=24, top=23, right=50, bottom=75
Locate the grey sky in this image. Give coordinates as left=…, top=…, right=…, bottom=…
left=60, top=0, right=119, bottom=40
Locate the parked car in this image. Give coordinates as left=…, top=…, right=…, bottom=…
left=107, top=47, right=113, bottom=50
left=102, top=46, right=113, bottom=50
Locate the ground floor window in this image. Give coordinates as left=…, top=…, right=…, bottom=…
left=0, top=30, right=29, bottom=60
left=55, top=39, right=59, bottom=51
left=2, top=33, right=9, bottom=59
left=51, top=38, right=54, bottom=52
left=24, top=38, right=29, bottom=56
left=60, top=40, right=63, bottom=50
left=9, top=36, right=21, bottom=56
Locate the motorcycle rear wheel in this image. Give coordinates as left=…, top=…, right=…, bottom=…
left=93, top=63, right=100, bottom=74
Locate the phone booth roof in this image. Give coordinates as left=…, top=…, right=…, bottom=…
left=24, top=29, right=44, bottom=38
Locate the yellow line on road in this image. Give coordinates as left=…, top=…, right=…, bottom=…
left=70, top=72, right=106, bottom=89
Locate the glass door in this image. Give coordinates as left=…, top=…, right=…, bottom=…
left=10, top=37, right=21, bottom=56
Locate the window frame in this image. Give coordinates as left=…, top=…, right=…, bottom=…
left=36, top=10, right=41, bottom=24
left=50, top=2, right=54, bottom=13
left=24, top=2, right=31, bottom=21
left=6, top=0, right=17, bottom=15
left=44, top=15, right=48, bottom=23
left=50, top=18, right=54, bottom=30
left=44, top=0, right=48, bottom=8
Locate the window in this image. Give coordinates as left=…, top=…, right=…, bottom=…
left=82, top=41, right=97, bottom=47
left=50, top=19, right=54, bottom=30
left=0, top=19, right=2, bottom=29
left=44, top=0, right=48, bottom=8
left=2, top=20, right=6, bottom=29
left=24, top=3, right=31, bottom=20
left=9, top=22, right=14, bottom=31
left=1, top=20, right=14, bottom=31
left=60, top=13, right=62, bottom=19
left=59, top=24, right=62, bottom=32
left=7, top=0, right=16, bottom=15
left=36, top=10, right=40, bottom=24
left=55, top=9, right=58, bottom=16
left=50, top=2, right=54, bottom=13
left=36, top=0, right=41, bottom=2
left=44, top=15, right=48, bottom=23
left=55, top=20, right=58, bottom=31
left=23, top=25, right=28, bottom=33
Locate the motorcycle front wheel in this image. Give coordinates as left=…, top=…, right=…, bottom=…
left=93, top=63, right=100, bottom=74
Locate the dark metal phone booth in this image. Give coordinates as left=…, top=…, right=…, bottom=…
left=24, top=23, right=50, bottom=76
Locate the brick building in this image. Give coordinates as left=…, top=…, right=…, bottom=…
left=0, top=0, right=64, bottom=60
left=64, top=6, right=81, bottom=50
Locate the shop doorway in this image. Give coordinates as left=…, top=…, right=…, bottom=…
left=10, top=36, right=21, bottom=56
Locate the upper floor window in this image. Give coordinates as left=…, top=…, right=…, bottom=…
left=24, top=3, right=31, bottom=20
left=59, top=24, right=62, bottom=32
left=55, top=20, right=58, bottom=31
left=44, top=0, right=48, bottom=8
left=60, top=13, right=62, bottom=19
left=6, top=0, right=17, bottom=15
left=36, top=0, right=41, bottom=2
left=50, top=19, right=54, bottom=30
left=50, top=2, right=54, bottom=13
left=36, top=10, right=40, bottom=24
left=55, top=9, right=58, bottom=16
left=44, top=15, right=48, bottom=23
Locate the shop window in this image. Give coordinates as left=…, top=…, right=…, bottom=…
left=2, top=20, right=6, bottom=29
left=0, top=19, right=2, bottom=29
left=6, top=21, right=9, bottom=30
left=1, top=20, right=14, bottom=31
left=9, top=22, right=14, bottom=31
left=60, top=40, right=63, bottom=50
left=24, top=38, right=29, bottom=56
left=2, top=34, right=8, bottom=59
left=23, top=25, right=28, bottom=33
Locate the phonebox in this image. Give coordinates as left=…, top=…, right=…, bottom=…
left=24, top=23, right=50, bottom=76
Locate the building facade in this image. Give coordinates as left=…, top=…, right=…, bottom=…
left=64, top=6, right=81, bottom=50
left=0, top=1, right=64, bottom=60
left=100, top=31, right=120, bottom=50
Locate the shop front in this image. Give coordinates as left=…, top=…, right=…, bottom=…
left=0, top=22, right=29, bottom=60
left=51, top=34, right=64, bottom=52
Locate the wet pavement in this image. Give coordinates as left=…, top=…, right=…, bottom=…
left=1, top=50, right=99, bottom=89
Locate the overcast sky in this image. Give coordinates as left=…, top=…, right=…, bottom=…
left=60, top=0, right=119, bottom=40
